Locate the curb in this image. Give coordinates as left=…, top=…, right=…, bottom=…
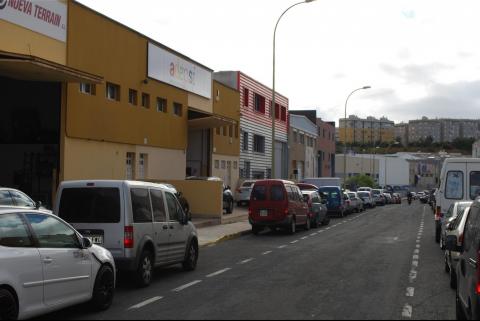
left=200, top=229, right=252, bottom=248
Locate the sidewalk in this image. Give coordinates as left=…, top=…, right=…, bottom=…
left=197, top=219, right=251, bottom=247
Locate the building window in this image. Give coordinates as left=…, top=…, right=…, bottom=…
left=243, top=88, right=249, bottom=107
left=293, top=131, right=298, bottom=143
left=142, top=93, right=150, bottom=109
left=243, top=132, right=249, bottom=151
left=221, top=161, right=226, bottom=169
left=223, top=126, right=228, bottom=137
left=245, top=161, right=251, bottom=179
left=229, top=125, right=233, bottom=138
left=215, top=160, right=220, bottom=169
left=216, top=127, right=221, bottom=135
left=138, top=153, right=148, bottom=180
left=80, top=83, right=96, bottom=95
left=174, top=103, right=183, bottom=117
left=126, top=152, right=135, bottom=180
left=253, top=135, right=265, bottom=153
left=254, top=93, right=266, bottom=114
left=300, top=134, right=305, bottom=145
left=157, top=98, right=167, bottom=113
left=106, top=82, right=120, bottom=101
left=275, top=104, right=280, bottom=120
left=281, top=106, right=287, bottom=122
left=235, top=123, right=239, bottom=139
left=129, top=89, right=138, bottom=106
left=233, top=161, right=238, bottom=170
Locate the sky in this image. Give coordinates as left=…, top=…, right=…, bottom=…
left=77, top=0, right=480, bottom=125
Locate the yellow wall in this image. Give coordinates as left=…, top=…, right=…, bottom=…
left=158, top=180, right=223, bottom=219
left=339, top=128, right=395, bottom=144
left=0, top=18, right=66, bottom=64
left=212, top=81, right=240, bottom=157
left=63, top=137, right=186, bottom=181
left=66, top=2, right=188, bottom=150
left=188, top=93, right=212, bottom=114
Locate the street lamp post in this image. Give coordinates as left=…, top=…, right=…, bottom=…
left=272, top=0, right=316, bottom=179
left=342, top=86, right=371, bottom=187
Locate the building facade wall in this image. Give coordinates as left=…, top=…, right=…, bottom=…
left=317, top=120, right=336, bottom=177
left=339, top=116, right=395, bottom=144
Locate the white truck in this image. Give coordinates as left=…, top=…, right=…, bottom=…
left=300, top=177, right=342, bottom=188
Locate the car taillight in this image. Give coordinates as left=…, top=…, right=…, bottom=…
left=477, top=251, right=480, bottom=295
left=284, top=208, right=289, bottom=215
left=435, top=206, right=442, bottom=220
left=124, top=226, right=134, bottom=249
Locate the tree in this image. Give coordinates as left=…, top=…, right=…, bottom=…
left=346, top=175, right=376, bottom=190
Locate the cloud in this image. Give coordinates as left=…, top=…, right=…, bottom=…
left=387, top=80, right=480, bottom=121
left=402, top=10, right=416, bottom=20
left=380, top=63, right=454, bottom=85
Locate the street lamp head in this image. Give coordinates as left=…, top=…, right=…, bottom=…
left=363, top=86, right=372, bottom=90
left=305, top=0, right=317, bottom=2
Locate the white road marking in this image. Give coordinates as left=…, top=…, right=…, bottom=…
left=409, top=270, right=417, bottom=282
left=413, top=255, right=419, bottom=260
left=278, top=245, right=287, bottom=249
left=290, top=240, right=299, bottom=244
left=416, top=244, right=421, bottom=249
left=128, top=297, right=163, bottom=310
left=238, top=258, right=254, bottom=265
left=406, top=287, right=415, bottom=297
left=172, top=280, right=202, bottom=292
left=402, top=304, right=413, bottom=318
left=343, top=221, right=348, bottom=223
left=414, top=249, right=420, bottom=254
left=412, top=260, right=419, bottom=268
left=301, top=236, right=308, bottom=240
left=206, top=268, right=231, bottom=278
left=262, top=251, right=273, bottom=255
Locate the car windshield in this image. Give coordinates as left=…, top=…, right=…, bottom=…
left=358, top=192, right=370, bottom=198
left=319, top=188, right=340, bottom=199
left=242, top=182, right=255, bottom=188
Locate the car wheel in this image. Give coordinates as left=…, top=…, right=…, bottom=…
left=456, top=288, right=467, bottom=320
left=450, top=267, right=457, bottom=290
left=183, top=240, right=199, bottom=271
left=322, top=217, right=330, bottom=226
left=226, top=199, right=234, bottom=214
left=91, top=265, right=115, bottom=311
left=136, top=250, right=154, bottom=287
left=252, top=225, right=263, bottom=235
left=288, top=218, right=296, bottom=235
left=0, top=289, right=18, bottom=320
left=305, top=217, right=311, bottom=231
left=312, top=216, right=319, bottom=229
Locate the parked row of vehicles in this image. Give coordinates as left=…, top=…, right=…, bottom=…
left=0, top=180, right=200, bottom=320
left=248, top=180, right=401, bottom=236
left=430, top=158, right=480, bottom=320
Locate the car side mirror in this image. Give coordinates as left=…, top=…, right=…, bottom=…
left=82, top=237, right=93, bottom=249
left=35, top=201, right=42, bottom=209
left=445, top=235, right=460, bottom=252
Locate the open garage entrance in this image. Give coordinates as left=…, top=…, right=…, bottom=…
left=0, top=77, right=61, bottom=208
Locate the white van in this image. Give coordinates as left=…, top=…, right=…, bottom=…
left=54, top=180, right=199, bottom=287
left=436, top=158, right=480, bottom=243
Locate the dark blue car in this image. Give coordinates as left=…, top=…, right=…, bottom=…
left=318, top=186, right=346, bottom=218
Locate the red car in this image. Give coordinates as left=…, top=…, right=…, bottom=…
left=249, top=180, right=310, bottom=235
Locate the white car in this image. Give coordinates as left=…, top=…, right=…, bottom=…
left=0, top=208, right=116, bottom=320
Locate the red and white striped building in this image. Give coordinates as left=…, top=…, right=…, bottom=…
left=214, top=71, right=289, bottom=180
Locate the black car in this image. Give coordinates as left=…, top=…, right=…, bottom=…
left=186, top=177, right=234, bottom=214
left=446, top=198, right=480, bottom=320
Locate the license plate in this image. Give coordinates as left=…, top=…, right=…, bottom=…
left=86, top=236, right=104, bottom=245
left=260, top=210, right=268, bottom=217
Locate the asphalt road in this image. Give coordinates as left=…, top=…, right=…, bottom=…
left=39, top=202, right=456, bottom=320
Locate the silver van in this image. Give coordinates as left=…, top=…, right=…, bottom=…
left=54, top=180, right=199, bottom=287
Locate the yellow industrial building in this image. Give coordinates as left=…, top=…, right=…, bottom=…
left=0, top=0, right=240, bottom=211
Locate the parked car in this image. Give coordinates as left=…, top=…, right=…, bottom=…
left=318, top=186, right=347, bottom=218
left=55, top=180, right=198, bottom=287
left=302, top=190, right=329, bottom=228
left=436, top=158, right=480, bottom=243
left=357, top=191, right=376, bottom=208
left=445, top=198, right=480, bottom=320
left=347, top=192, right=364, bottom=213
left=358, top=187, right=373, bottom=193
left=187, top=176, right=234, bottom=214
left=236, top=180, right=257, bottom=207
left=444, top=203, right=472, bottom=289
left=372, top=189, right=386, bottom=206
left=297, top=183, right=320, bottom=191
left=392, top=193, right=402, bottom=204
left=0, top=208, right=116, bottom=320
left=383, top=193, right=393, bottom=204
left=441, top=201, right=472, bottom=251
left=249, top=180, right=310, bottom=235
left=0, top=187, right=43, bottom=209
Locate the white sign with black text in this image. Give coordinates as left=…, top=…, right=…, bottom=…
left=0, top=0, right=67, bottom=43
